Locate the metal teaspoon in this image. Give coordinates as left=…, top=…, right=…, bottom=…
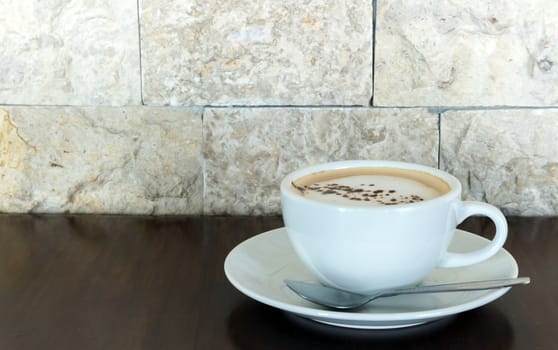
left=285, top=277, right=531, bottom=310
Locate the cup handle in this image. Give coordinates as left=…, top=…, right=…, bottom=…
left=438, top=201, right=508, bottom=268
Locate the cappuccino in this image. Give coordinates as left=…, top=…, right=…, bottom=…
left=282, top=160, right=508, bottom=293
left=291, top=167, right=450, bottom=206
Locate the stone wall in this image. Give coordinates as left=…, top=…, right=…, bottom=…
left=0, top=1, right=556, bottom=215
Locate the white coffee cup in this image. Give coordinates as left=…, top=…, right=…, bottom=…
left=280, top=160, right=507, bottom=294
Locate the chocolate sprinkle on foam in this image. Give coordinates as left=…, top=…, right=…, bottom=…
left=301, top=182, right=426, bottom=206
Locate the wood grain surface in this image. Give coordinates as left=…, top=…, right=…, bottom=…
left=0, top=215, right=555, bottom=350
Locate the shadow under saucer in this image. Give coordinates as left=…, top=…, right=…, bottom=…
left=227, top=301, right=513, bottom=350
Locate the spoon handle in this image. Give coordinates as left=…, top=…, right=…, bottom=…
left=387, top=277, right=531, bottom=297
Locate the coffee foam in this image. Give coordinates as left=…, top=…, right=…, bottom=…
left=291, top=167, right=450, bottom=207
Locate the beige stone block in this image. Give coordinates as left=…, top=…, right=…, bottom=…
left=140, top=0, right=372, bottom=106
left=0, top=107, right=202, bottom=214
left=203, top=108, right=438, bottom=214
left=0, top=0, right=140, bottom=105
left=374, top=0, right=558, bottom=106
left=441, top=109, right=558, bottom=215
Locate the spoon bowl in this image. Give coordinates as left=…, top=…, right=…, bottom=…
left=285, top=277, right=530, bottom=310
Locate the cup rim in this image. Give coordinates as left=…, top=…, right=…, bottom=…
left=280, top=160, right=461, bottom=210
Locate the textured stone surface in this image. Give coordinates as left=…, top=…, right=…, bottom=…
left=203, top=108, right=438, bottom=214
left=140, top=0, right=372, bottom=106
left=441, top=110, right=558, bottom=216
left=374, top=0, right=558, bottom=106
left=0, top=107, right=202, bottom=214
left=0, top=0, right=140, bottom=105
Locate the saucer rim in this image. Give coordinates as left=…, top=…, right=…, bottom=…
left=224, top=227, right=518, bottom=325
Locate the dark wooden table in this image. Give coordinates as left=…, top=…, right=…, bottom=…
left=0, top=215, right=556, bottom=349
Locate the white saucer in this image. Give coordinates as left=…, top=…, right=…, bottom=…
left=224, top=227, right=519, bottom=329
